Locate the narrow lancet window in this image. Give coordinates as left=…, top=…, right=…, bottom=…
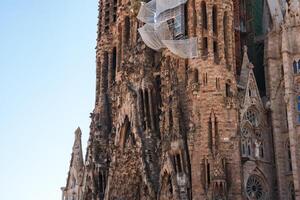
left=112, top=47, right=117, bottom=82
left=124, top=16, right=131, bottom=44
left=223, top=12, right=229, bottom=66
left=212, top=5, right=218, bottom=34
left=201, top=2, right=207, bottom=30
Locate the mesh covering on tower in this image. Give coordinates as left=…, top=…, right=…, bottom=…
left=137, top=0, right=198, bottom=58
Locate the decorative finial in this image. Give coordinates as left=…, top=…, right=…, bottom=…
left=75, top=127, right=82, bottom=137
left=249, top=63, right=255, bottom=69
left=243, top=45, right=248, bottom=54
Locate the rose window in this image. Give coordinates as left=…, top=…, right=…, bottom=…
left=246, top=175, right=266, bottom=200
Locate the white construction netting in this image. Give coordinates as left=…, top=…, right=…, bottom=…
left=137, top=0, right=198, bottom=58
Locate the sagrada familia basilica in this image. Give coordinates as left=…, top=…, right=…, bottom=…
left=61, top=0, right=300, bottom=199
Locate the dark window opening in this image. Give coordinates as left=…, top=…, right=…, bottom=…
left=207, top=162, right=210, bottom=185
left=287, top=141, right=293, bottom=172
left=174, top=154, right=182, bottom=173
left=168, top=176, right=173, bottom=194
left=124, top=17, right=131, bottom=44
left=112, top=47, right=117, bottom=82
left=194, top=69, right=199, bottom=83
left=103, top=52, right=109, bottom=92
left=295, top=61, right=300, bottom=74
left=223, top=12, right=229, bottom=66
left=104, top=3, right=110, bottom=32
left=201, top=1, right=207, bottom=30
left=247, top=142, right=251, bottom=156
left=226, top=83, right=231, bottom=97
left=212, top=5, right=218, bottom=34
left=139, top=89, right=146, bottom=130
left=202, top=37, right=208, bottom=57
left=213, top=41, right=219, bottom=64
left=260, top=145, right=264, bottom=158
left=113, top=0, right=117, bottom=22
left=169, top=97, right=173, bottom=128
left=99, top=171, right=106, bottom=198
left=208, top=117, right=212, bottom=149
left=99, top=172, right=104, bottom=193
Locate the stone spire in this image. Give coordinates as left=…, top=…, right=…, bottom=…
left=239, top=46, right=252, bottom=88
left=71, top=127, right=84, bottom=170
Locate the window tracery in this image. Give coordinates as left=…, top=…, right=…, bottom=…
left=241, top=108, right=265, bottom=159
left=246, top=175, right=266, bottom=200
left=241, top=126, right=251, bottom=137
left=244, top=109, right=259, bottom=127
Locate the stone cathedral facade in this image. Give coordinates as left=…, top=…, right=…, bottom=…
left=61, top=0, right=300, bottom=200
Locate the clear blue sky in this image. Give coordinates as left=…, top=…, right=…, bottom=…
left=0, top=1, right=98, bottom=200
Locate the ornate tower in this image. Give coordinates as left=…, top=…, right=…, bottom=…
left=264, top=1, right=300, bottom=199
left=62, top=127, right=85, bottom=200
left=183, top=0, right=242, bottom=199
left=239, top=47, right=276, bottom=200
left=80, top=0, right=244, bottom=199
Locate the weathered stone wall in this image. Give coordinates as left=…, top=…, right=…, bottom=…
left=62, top=1, right=300, bottom=200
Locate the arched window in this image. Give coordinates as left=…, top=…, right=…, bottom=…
left=247, top=139, right=251, bottom=156
left=244, top=109, right=258, bottom=127
left=242, top=139, right=246, bottom=156
left=213, top=41, right=219, bottom=64
left=113, top=0, right=117, bottom=22
left=293, top=61, right=298, bottom=74
left=104, top=1, right=110, bottom=32
left=173, top=153, right=183, bottom=173
left=297, top=95, right=300, bottom=124
left=103, top=52, right=109, bottom=92
left=201, top=1, right=207, bottom=30
left=120, top=116, right=135, bottom=148
left=194, top=69, right=199, bottom=83
left=202, top=37, right=208, bottom=57
left=124, top=16, right=131, bottom=44
left=111, top=47, right=117, bottom=82
left=212, top=5, right=218, bottom=34
left=225, top=82, right=232, bottom=97
left=289, top=181, right=296, bottom=200
left=139, top=89, right=146, bottom=130
left=259, top=141, right=264, bottom=158
left=286, top=140, right=293, bottom=172
left=223, top=12, right=229, bottom=65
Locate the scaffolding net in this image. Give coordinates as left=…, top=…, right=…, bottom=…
left=137, top=0, right=198, bottom=58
